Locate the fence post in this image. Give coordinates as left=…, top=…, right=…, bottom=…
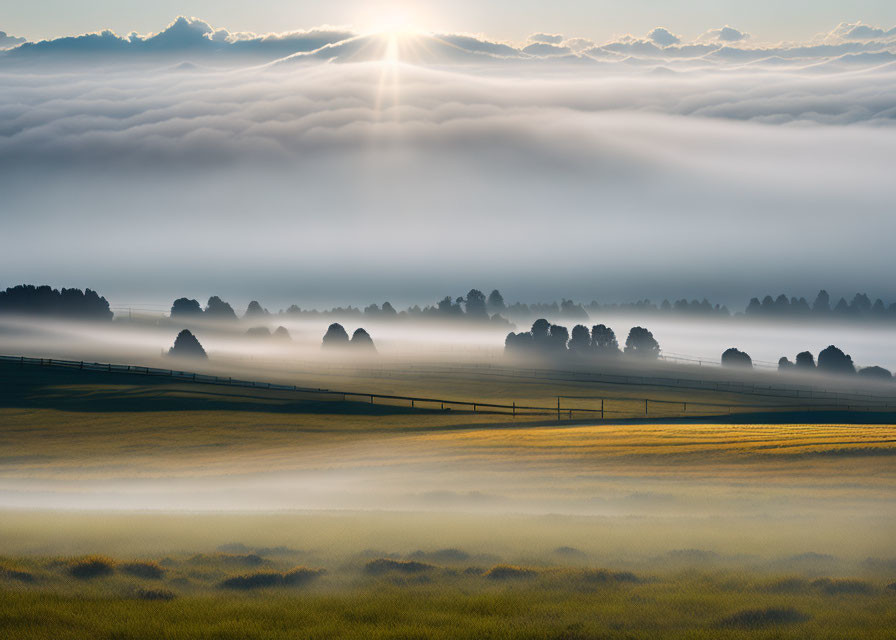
left=512, top=401, right=516, bottom=418
left=601, top=398, right=604, bottom=420
left=645, top=399, right=648, bottom=417
left=370, top=395, right=374, bottom=404
left=557, top=396, right=560, bottom=420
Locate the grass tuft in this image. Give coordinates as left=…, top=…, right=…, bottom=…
left=812, top=578, right=875, bottom=595
left=484, top=565, right=537, bottom=580
left=120, top=561, right=165, bottom=580
left=220, top=567, right=324, bottom=590
left=364, top=559, right=435, bottom=575
left=133, top=587, right=176, bottom=601
left=718, top=607, right=810, bottom=628
left=68, top=556, right=115, bottom=579
left=582, top=569, right=639, bottom=584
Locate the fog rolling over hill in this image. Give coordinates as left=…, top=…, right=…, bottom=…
left=2, top=17, right=896, bottom=304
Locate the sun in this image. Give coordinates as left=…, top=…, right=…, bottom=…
left=359, top=4, right=430, bottom=37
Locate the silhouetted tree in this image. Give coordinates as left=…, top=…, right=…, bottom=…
left=272, top=326, right=291, bottom=341
left=168, top=329, right=207, bottom=359
left=381, top=302, right=397, bottom=316
left=464, top=289, right=488, bottom=318
left=204, top=296, right=237, bottom=321
left=487, top=290, right=506, bottom=314
left=778, top=357, right=794, bottom=371
left=624, top=327, right=660, bottom=359
left=350, top=328, right=377, bottom=352
left=322, top=323, right=350, bottom=349
left=745, top=298, right=762, bottom=315
left=0, top=284, right=113, bottom=320
left=817, top=345, right=855, bottom=375
left=858, top=366, right=892, bottom=381
left=244, top=301, right=268, bottom=318
left=795, top=351, right=816, bottom=369
left=549, top=324, right=569, bottom=351
left=813, top=290, right=830, bottom=313
left=436, top=296, right=463, bottom=316
left=170, top=297, right=202, bottom=317
left=568, top=325, right=591, bottom=354
left=505, top=331, right=534, bottom=353
left=591, top=324, right=620, bottom=357
left=531, top=319, right=550, bottom=348
left=721, top=348, right=752, bottom=368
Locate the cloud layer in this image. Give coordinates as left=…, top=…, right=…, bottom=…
left=1, top=17, right=895, bottom=304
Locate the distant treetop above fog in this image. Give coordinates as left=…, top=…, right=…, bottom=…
left=204, top=296, right=237, bottom=321
left=168, top=329, right=207, bottom=359
left=721, top=347, right=752, bottom=368
left=171, top=297, right=202, bottom=317
left=0, top=284, right=112, bottom=320
left=322, top=323, right=376, bottom=353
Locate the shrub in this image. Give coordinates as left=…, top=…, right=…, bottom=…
left=220, top=567, right=324, bottom=589
left=220, top=571, right=284, bottom=589
left=718, top=607, right=809, bottom=628
left=133, top=587, right=176, bottom=601
left=812, top=578, right=874, bottom=595
left=120, top=561, right=165, bottom=579
left=69, top=556, right=115, bottom=579
left=283, top=567, right=325, bottom=585
left=721, top=347, right=752, bottom=368
left=484, top=565, right=536, bottom=580
left=364, top=559, right=435, bottom=575
left=0, top=563, right=35, bottom=583
left=582, top=569, right=639, bottom=584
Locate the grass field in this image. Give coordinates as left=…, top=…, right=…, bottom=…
left=1, top=360, right=895, bottom=637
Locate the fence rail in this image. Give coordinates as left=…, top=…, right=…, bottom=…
left=2, top=354, right=894, bottom=421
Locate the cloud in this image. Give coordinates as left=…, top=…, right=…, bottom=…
left=0, top=31, right=25, bottom=50
left=698, top=26, right=749, bottom=43
left=528, top=33, right=563, bottom=44
left=521, top=42, right=571, bottom=56
left=647, top=27, right=681, bottom=47
left=827, top=22, right=896, bottom=42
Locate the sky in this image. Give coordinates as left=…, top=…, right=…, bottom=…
left=1, top=8, right=895, bottom=309
left=4, top=0, right=896, bottom=43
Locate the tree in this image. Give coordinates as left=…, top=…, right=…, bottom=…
left=272, top=326, right=291, bottom=341
left=591, top=324, right=620, bottom=357
left=721, top=348, right=752, bottom=368
left=745, top=298, right=762, bottom=315
left=168, top=329, right=207, bottom=359
left=568, top=325, right=591, bottom=354
left=504, top=331, right=533, bottom=354
left=858, top=366, right=892, bottom=381
left=170, top=297, right=202, bottom=317
left=350, top=328, right=377, bottom=352
left=381, top=302, right=397, bottom=316
left=321, top=323, right=350, bottom=349
left=778, top=357, right=794, bottom=371
left=817, top=345, right=855, bottom=375
left=624, top=327, right=660, bottom=359
left=795, top=351, right=816, bottom=369
left=464, top=289, right=488, bottom=318
left=549, top=324, right=569, bottom=351
left=531, top=319, right=550, bottom=348
left=812, top=290, right=830, bottom=313
left=244, top=301, right=268, bottom=318
left=0, top=284, right=113, bottom=321
left=246, top=326, right=271, bottom=338
left=487, top=290, right=506, bottom=314
left=205, top=296, right=237, bottom=321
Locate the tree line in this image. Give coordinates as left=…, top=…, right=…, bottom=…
left=505, top=321, right=661, bottom=359
left=0, top=284, right=112, bottom=320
